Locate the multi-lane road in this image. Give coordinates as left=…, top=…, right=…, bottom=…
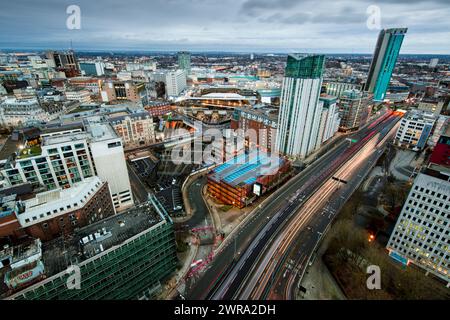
left=185, top=110, right=401, bottom=300
left=245, top=117, right=401, bottom=300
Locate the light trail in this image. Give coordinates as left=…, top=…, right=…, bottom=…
left=242, top=131, right=383, bottom=299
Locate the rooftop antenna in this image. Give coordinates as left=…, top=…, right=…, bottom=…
left=70, top=39, right=73, bottom=51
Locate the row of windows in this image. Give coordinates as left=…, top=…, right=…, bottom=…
left=23, top=183, right=103, bottom=223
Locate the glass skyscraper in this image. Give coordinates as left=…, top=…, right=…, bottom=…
left=365, top=28, right=407, bottom=101
left=177, top=51, right=191, bottom=74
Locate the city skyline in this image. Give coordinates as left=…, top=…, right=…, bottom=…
left=0, top=1, right=449, bottom=304
left=1, top=0, right=450, bottom=54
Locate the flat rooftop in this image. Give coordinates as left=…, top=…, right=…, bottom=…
left=208, top=150, right=286, bottom=187
left=42, top=131, right=90, bottom=147
left=237, top=105, right=278, bottom=122
left=41, top=198, right=166, bottom=277
left=84, top=116, right=119, bottom=142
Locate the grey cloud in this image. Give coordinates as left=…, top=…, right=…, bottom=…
left=0, top=0, right=449, bottom=54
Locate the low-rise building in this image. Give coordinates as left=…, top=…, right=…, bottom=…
left=109, top=112, right=155, bottom=149
left=418, top=98, right=445, bottom=115
left=430, top=135, right=450, bottom=167
left=79, top=61, right=105, bottom=76
left=207, top=150, right=291, bottom=208
left=65, top=88, right=92, bottom=104
left=151, top=70, right=187, bottom=97
left=0, top=239, right=45, bottom=293
left=428, top=115, right=449, bottom=148
left=100, top=80, right=146, bottom=103
left=67, top=77, right=103, bottom=95
left=0, top=177, right=115, bottom=242
left=0, top=98, right=64, bottom=128
left=317, top=95, right=340, bottom=147
left=230, top=106, right=278, bottom=152
left=323, top=81, right=362, bottom=98
left=144, top=101, right=172, bottom=117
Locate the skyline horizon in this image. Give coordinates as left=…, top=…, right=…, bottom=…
left=1, top=46, right=450, bottom=57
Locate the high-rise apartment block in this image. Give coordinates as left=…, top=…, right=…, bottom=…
left=0, top=117, right=134, bottom=211
left=316, top=95, right=340, bottom=148
left=365, top=28, right=407, bottom=101
left=276, top=54, right=325, bottom=159
left=177, top=51, right=191, bottom=74
left=338, top=89, right=372, bottom=131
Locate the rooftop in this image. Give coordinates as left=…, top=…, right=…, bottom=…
left=209, top=150, right=286, bottom=187
left=17, top=177, right=104, bottom=228
left=27, top=196, right=168, bottom=283
left=404, top=110, right=437, bottom=122
left=84, top=116, right=119, bottom=142
left=236, top=106, right=278, bottom=122
left=0, top=239, right=42, bottom=270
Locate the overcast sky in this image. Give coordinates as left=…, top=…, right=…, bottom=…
left=1, top=0, right=449, bottom=54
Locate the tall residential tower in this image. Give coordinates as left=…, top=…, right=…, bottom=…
left=365, top=28, right=407, bottom=101
left=177, top=51, right=191, bottom=75
left=276, top=54, right=325, bottom=159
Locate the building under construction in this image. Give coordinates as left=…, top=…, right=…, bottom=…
left=207, top=150, right=291, bottom=208
left=5, top=195, right=177, bottom=300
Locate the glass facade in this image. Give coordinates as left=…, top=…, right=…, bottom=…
left=366, top=28, right=407, bottom=101
left=177, top=51, right=191, bottom=74
left=285, top=54, right=325, bottom=79
left=12, top=198, right=178, bottom=300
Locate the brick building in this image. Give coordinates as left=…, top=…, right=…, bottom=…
left=0, top=177, right=115, bottom=242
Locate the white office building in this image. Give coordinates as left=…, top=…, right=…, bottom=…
left=276, top=54, right=325, bottom=159
left=395, top=110, right=436, bottom=151
left=152, top=70, right=187, bottom=97
left=387, top=164, right=450, bottom=285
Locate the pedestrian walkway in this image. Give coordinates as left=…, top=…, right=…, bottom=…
left=165, top=238, right=199, bottom=299
left=389, top=149, right=416, bottom=181
left=298, top=245, right=346, bottom=300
